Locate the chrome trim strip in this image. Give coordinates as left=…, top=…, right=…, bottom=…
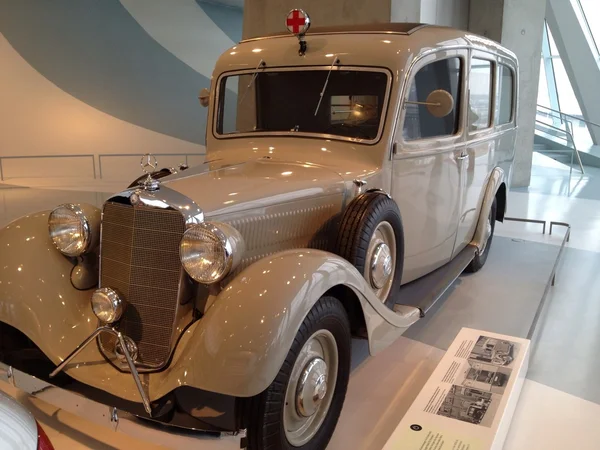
left=107, top=186, right=204, bottom=226
left=49, top=326, right=151, bottom=415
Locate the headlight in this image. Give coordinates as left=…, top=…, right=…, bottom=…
left=48, top=204, right=92, bottom=257
left=91, top=287, right=125, bottom=324
left=180, top=222, right=245, bottom=284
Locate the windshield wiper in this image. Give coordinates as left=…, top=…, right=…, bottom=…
left=314, top=55, right=340, bottom=116
left=239, top=59, right=266, bottom=106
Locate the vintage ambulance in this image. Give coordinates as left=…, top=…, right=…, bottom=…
left=0, top=10, right=517, bottom=450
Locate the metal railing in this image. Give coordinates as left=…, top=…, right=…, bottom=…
left=534, top=119, right=585, bottom=175
left=97, top=153, right=199, bottom=179
left=0, top=154, right=96, bottom=182
left=537, top=104, right=600, bottom=132
left=527, top=221, right=571, bottom=341
left=0, top=152, right=202, bottom=182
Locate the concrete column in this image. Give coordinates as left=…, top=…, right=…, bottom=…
left=547, top=0, right=600, bottom=145
left=469, top=0, right=547, bottom=188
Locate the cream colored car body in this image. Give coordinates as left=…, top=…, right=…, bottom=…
left=0, top=26, right=516, bottom=404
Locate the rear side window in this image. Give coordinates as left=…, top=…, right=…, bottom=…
left=403, top=58, right=462, bottom=141
left=469, top=59, right=493, bottom=132
left=495, top=64, right=514, bottom=125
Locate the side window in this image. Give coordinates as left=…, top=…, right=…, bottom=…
left=495, top=64, right=514, bottom=125
left=403, top=58, right=462, bottom=141
left=469, top=59, right=493, bottom=132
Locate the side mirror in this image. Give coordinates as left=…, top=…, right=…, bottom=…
left=425, top=90, right=454, bottom=118
left=199, top=87, right=210, bottom=108
left=405, top=89, right=455, bottom=118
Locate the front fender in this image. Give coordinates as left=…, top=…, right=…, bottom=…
left=0, top=219, right=419, bottom=402
left=0, top=212, right=98, bottom=362
left=177, top=249, right=420, bottom=397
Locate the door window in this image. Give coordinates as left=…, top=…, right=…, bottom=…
left=403, top=58, right=462, bottom=141
left=469, top=59, right=493, bottom=132
left=495, top=64, right=515, bottom=125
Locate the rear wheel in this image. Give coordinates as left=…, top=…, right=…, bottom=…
left=335, top=193, right=404, bottom=308
left=246, top=296, right=351, bottom=450
left=465, top=197, right=497, bottom=273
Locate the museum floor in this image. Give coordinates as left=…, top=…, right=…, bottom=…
left=1, top=153, right=599, bottom=449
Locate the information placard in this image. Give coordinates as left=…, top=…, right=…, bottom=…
left=383, top=328, right=530, bottom=450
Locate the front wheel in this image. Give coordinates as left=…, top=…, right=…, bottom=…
left=246, top=296, right=351, bottom=450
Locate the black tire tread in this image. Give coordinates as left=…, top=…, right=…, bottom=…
left=335, top=193, right=404, bottom=308
left=246, top=296, right=351, bottom=450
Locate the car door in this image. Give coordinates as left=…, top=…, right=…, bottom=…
left=453, top=52, right=497, bottom=255
left=392, top=50, right=467, bottom=284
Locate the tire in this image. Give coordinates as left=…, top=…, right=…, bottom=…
left=246, top=296, right=351, bottom=450
left=335, top=193, right=404, bottom=308
left=465, top=197, right=497, bottom=273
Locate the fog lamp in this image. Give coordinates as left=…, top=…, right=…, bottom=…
left=91, top=287, right=125, bottom=324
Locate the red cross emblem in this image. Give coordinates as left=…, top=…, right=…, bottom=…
left=286, top=9, right=310, bottom=35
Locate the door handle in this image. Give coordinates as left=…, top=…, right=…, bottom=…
left=455, top=150, right=468, bottom=160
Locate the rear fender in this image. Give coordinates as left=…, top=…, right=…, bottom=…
left=179, top=249, right=420, bottom=397
left=471, top=167, right=505, bottom=253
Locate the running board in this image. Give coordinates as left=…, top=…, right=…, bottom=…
left=393, top=245, right=477, bottom=317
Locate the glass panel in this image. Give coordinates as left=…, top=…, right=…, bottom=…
left=403, top=57, right=462, bottom=141
left=547, top=25, right=560, bottom=57
left=537, top=59, right=551, bottom=110
left=217, top=70, right=389, bottom=141
left=573, top=0, right=600, bottom=61
left=495, top=65, right=514, bottom=125
left=469, top=59, right=493, bottom=132
left=553, top=59, right=582, bottom=116
left=331, top=95, right=379, bottom=125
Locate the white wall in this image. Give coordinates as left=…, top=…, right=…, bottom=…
left=0, top=34, right=204, bottom=186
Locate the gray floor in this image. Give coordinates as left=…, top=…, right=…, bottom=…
left=513, top=155, right=600, bottom=201
left=528, top=245, right=600, bottom=405
left=404, top=236, right=558, bottom=350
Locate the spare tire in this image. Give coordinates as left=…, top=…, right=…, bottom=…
left=335, top=192, right=404, bottom=308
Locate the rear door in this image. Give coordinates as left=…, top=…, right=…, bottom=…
left=453, top=52, right=496, bottom=255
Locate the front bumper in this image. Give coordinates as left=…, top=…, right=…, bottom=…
left=0, top=361, right=241, bottom=443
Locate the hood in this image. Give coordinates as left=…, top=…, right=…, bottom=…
left=162, top=158, right=346, bottom=218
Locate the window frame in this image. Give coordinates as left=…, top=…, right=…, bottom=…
left=211, top=65, right=393, bottom=146
left=467, top=55, right=496, bottom=136
left=397, top=49, right=468, bottom=150
left=495, top=62, right=517, bottom=129
left=494, top=63, right=516, bottom=127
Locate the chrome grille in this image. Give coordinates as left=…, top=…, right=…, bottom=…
left=99, top=202, right=185, bottom=367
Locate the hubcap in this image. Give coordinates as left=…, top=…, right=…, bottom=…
left=296, top=358, right=328, bottom=417
left=284, top=330, right=338, bottom=446
left=365, top=221, right=396, bottom=302
left=370, top=243, right=393, bottom=289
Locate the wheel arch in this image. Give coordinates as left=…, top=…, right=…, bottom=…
left=495, top=182, right=507, bottom=222
left=471, top=167, right=506, bottom=252
left=325, top=285, right=367, bottom=338
left=180, top=249, right=419, bottom=398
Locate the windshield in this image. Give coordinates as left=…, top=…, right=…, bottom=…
left=216, top=68, right=390, bottom=141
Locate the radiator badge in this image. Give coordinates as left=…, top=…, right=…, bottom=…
left=139, top=153, right=160, bottom=191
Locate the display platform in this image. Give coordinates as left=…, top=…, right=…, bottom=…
left=0, top=231, right=561, bottom=450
